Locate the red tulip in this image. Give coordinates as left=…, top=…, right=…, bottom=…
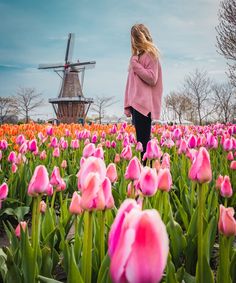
left=188, top=147, right=212, bottom=183
left=109, top=208, right=169, bottom=283
left=139, top=167, right=158, bottom=196
left=218, top=205, right=236, bottom=236
left=69, top=192, right=83, bottom=215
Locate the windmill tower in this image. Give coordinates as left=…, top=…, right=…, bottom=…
left=38, top=33, right=95, bottom=124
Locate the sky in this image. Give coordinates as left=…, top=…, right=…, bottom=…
left=0, top=0, right=228, bottom=120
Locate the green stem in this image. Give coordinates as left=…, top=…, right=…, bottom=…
left=197, top=183, right=205, bottom=283
left=217, top=235, right=231, bottom=283
left=100, top=210, right=106, bottom=265
left=50, top=190, right=56, bottom=209
left=82, top=211, right=93, bottom=283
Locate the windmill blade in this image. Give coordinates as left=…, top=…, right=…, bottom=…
left=65, top=33, right=75, bottom=64
left=68, top=61, right=96, bottom=69
left=38, top=63, right=65, bottom=69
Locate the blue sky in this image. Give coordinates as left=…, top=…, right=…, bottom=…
left=0, top=0, right=227, bottom=120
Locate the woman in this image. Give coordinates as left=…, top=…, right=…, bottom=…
left=124, top=23, right=163, bottom=163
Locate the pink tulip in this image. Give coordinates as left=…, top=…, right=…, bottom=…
left=69, top=192, right=83, bottom=215
left=11, top=163, right=18, bottom=173
left=82, top=143, right=96, bottom=158
left=188, top=147, right=212, bottom=183
left=70, top=139, right=79, bottom=149
left=80, top=173, right=105, bottom=211
left=8, top=151, right=17, bottom=163
left=110, top=124, right=117, bottom=134
left=106, top=163, right=118, bottom=183
left=153, top=159, right=161, bottom=172
left=65, top=129, right=71, bottom=137
left=93, top=147, right=104, bottom=159
left=102, top=177, right=114, bottom=209
left=105, top=140, right=111, bottom=148
left=108, top=199, right=141, bottom=257
left=143, top=139, right=162, bottom=161
left=227, top=151, right=234, bottom=161
left=46, top=126, right=53, bottom=136
left=216, top=175, right=224, bottom=190
left=19, top=142, right=28, bottom=154
left=15, top=221, right=27, bottom=238
left=53, top=147, right=60, bottom=158
left=218, top=205, right=236, bottom=236
left=91, top=134, right=98, bottom=143
left=136, top=142, right=143, bottom=152
left=114, top=153, right=120, bottom=163
left=50, top=166, right=66, bottom=191
left=178, top=139, right=188, bottom=154
left=223, top=138, right=233, bottom=151
left=50, top=137, right=58, bottom=148
left=0, top=140, right=8, bottom=150
left=127, top=181, right=139, bottom=198
left=28, top=139, right=37, bottom=152
left=109, top=208, right=169, bottom=283
left=230, top=160, right=236, bottom=170
left=61, top=140, right=68, bottom=150
left=161, top=153, right=170, bottom=169
left=16, top=134, right=25, bottom=145
left=77, top=156, right=106, bottom=191
left=120, top=145, right=132, bottom=160
left=111, top=140, right=116, bottom=148
left=28, top=165, right=50, bottom=197
left=116, top=133, right=123, bottom=141
left=0, top=183, right=8, bottom=208
left=173, top=128, right=182, bottom=140
left=61, top=159, right=67, bottom=169
left=139, top=167, right=158, bottom=196
left=101, top=131, right=106, bottom=139
left=157, top=168, right=172, bottom=192
left=188, top=135, right=197, bottom=148
left=40, top=200, right=47, bottom=213
left=125, top=157, right=142, bottom=181
left=40, top=150, right=47, bottom=160
left=220, top=176, right=233, bottom=198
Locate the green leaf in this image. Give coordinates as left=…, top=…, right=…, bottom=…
left=97, top=253, right=112, bottom=283
left=230, top=249, right=236, bottom=283
left=165, top=255, right=179, bottom=283
left=196, top=255, right=214, bottom=283
left=67, top=248, right=84, bottom=283
left=172, top=191, right=189, bottom=230
left=42, top=208, right=56, bottom=241
left=40, top=246, right=53, bottom=278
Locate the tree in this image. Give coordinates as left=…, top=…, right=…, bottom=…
left=0, top=97, right=18, bottom=124
left=211, top=82, right=236, bottom=123
left=216, top=0, right=236, bottom=86
left=15, top=87, right=44, bottom=123
left=183, top=69, right=215, bottom=125
left=90, top=96, right=118, bottom=124
left=165, top=91, right=193, bottom=124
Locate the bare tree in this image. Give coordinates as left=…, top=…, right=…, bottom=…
left=216, top=0, right=236, bottom=86
left=90, top=96, right=118, bottom=124
left=211, top=82, right=236, bottom=123
left=165, top=91, right=193, bottom=124
left=0, top=97, right=18, bottom=124
left=183, top=69, right=215, bottom=125
left=15, top=87, right=44, bottom=123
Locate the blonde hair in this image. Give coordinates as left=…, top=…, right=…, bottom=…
left=131, top=24, right=160, bottom=59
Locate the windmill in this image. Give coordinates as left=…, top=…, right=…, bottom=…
left=38, top=33, right=95, bottom=124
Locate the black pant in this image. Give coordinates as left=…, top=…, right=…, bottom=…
left=131, top=108, right=151, bottom=163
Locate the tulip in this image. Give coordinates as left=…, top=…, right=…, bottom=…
left=77, top=156, right=106, bottom=191
left=108, top=199, right=141, bottom=257
left=106, top=163, right=118, bottom=183
left=111, top=140, right=116, bottom=148
left=102, top=177, right=114, bottom=209
left=125, top=157, right=142, bottom=181
left=61, top=159, right=67, bottom=169
left=93, top=147, right=104, bottom=159
left=40, top=200, right=47, bottom=213
left=161, top=153, right=170, bottom=169
left=123, top=136, right=130, bottom=148
left=40, top=150, right=47, bottom=160
left=46, top=126, right=53, bottom=136
left=230, top=160, right=236, bottom=170
left=50, top=166, right=66, bottom=191
left=61, top=140, right=68, bottom=150
left=109, top=208, right=169, bottom=283
left=223, top=138, right=233, bottom=151
left=139, top=167, right=158, bottom=196
left=65, top=129, right=71, bottom=136
left=218, top=205, right=236, bottom=236
left=53, top=147, right=60, bottom=158
left=157, top=168, right=172, bottom=192
left=153, top=159, right=161, bottom=171
left=15, top=221, right=27, bottom=238
left=80, top=173, right=105, bottom=211
left=143, top=139, right=162, bottom=160
left=82, top=143, right=96, bottom=158
left=136, top=141, right=143, bottom=152
left=50, top=137, right=58, bottom=148
left=188, top=135, right=197, bottom=148
left=70, top=139, right=79, bottom=149
left=19, top=142, right=28, bottom=154
left=0, top=182, right=8, bottom=208
left=120, top=145, right=132, bottom=160
left=0, top=140, right=8, bottom=150
left=69, top=192, right=83, bottom=215
left=16, top=134, right=25, bottom=145
left=220, top=176, right=233, bottom=198
left=11, top=163, right=18, bottom=173
left=215, top=175, right=224, bottom=190
left=28, top=165, right=50, bottom=196
left=91, top=134, right=98, bottom=143
left=28, top=139, right=37, bottom=152
left=188, top=147, right=212, bottom=183
left=226, top=151, right=234, bottom=161
left=8, top=151, right=17, bottom=163
left=114, top=153, right=120, bottom=163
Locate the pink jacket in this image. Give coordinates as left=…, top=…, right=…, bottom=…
left=124, top=52, right=163, bottom=120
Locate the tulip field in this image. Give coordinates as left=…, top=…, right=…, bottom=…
left=0, top=122, right=235, bottom=283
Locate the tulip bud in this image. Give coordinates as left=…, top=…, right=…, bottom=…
left=106, top=163, right=118, bottom=183
left=220, top=176, right=233, bottom=198
left=69, top=192, right=83, bottom=215
left=15, top=221, right=27, bottom=238
left=125, top=157, right=142, bottom=180
left=218, top=205, right=236, bottom=236
left=40, top=200, right=47, bottom=213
